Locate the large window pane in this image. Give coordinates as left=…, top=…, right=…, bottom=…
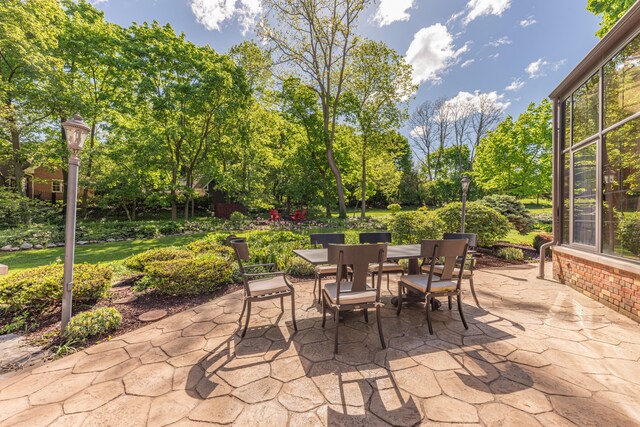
left=572, top=72, right=599, bottom=144
left=603, top=119, right=640, bottom=260
left=604, top=34, right=640, bottom=127
left=573, top=144, right=597, bottom=246
left=562, top=153, right=570, bottom=244
left=563, top=98, right=571, bottom=149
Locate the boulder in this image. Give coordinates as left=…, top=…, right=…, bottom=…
left=46, top=243, right=57, bottom=248
left=77, top=241, right=88, bottom=245
left=20, top=242, right=33, bottom=250
left=34, top=244, right=44, bottom=250
left=1, top=245, right=12, bottom=251
left=106, top=238, right=116, bottom=242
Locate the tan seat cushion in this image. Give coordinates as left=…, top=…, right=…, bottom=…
left=248, top=276, right=290, bottom=297
left=400, top=275, right=457, bottom=293
left=422, top=264, right=472, bottom=278
left=368, top=262, right=404, bottom=273
left=324, top=281, right=377, bottom=305
left=314, top=265, right=352, bottom=275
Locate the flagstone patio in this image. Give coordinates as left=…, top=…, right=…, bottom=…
left=1, top=264, right=639, bottom=426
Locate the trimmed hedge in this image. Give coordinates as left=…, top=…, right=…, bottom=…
left=387, top=211, right=444, bottom=244
left=123, top=247, right=194, bottom=272
left=436, top=202, right=511, bottom=246
left=0, top=263, right=112, bottom=316
left=64, top=307, right=122, bottom=343
left=145, top=254, right=233, bottom=295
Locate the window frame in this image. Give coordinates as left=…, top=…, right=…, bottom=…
left=51, top=179, right=62, bottom=193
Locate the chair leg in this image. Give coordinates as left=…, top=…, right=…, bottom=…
left=363, top=309, right=369, bottom=323
left=469, top=276, right=480, bottom=306
left=425, top=295, right=434, bottom=335
left=376, top=306, right=385, bottom=349
left=396, top=283, right=403, bottom=315
left=313, top=274, right=318, bottom=303
left=241, top=301, right=252, bottom=337
left=448, top=296, right=452, bottom=310
left=371, top=272, right=375, bottom=288
left=318, top=276, right=322, bottom=302
left=334, top=308, right=340, bottom=354
left=321, top=294, right=327, bottom=328
left=386, top=273, right=391, bottom=294
left=290, top=292, right=297, bottom=331
left=238, top=299, right=247, bottom=325
left=457, top=294, right=469, bottom=330
left=280, top=296, right=284, bottom=312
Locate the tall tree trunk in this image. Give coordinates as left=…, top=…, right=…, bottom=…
left=81, top=122, right=97, bottom=219
left=11, top=128, right=24, bottom=195
left=323, top=103, right=347, bottom=219
left=170, top=167, right=178, bottom=220
left=360, top=144, right=366, bottom=220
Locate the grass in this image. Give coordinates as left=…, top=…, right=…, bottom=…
left=521, top=197, right=552, bottom=215
left=0, top=234, right=206, bottom=273
left=501, top=229, right=540, bottom=246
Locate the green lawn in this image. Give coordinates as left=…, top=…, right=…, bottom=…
left=521, top=197, right=552, bottom=215
left=0, top=234, right=206, bottom=273
left=502, top=229, right=539, bottom=246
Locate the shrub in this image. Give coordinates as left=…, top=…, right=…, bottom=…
left=417, top=205, right=429, bottom=212
left=532, top=213, right=553, bottom=232
left=481, top=195, right=535, bottom=234
left=496, top=247, right=524, bottom=261
left=387, top=211, right=444, bottom=244
left=244, top=230, right=311, bottom=269
left=123, top=247, right=193, bottom=272
left=228, top=211, right=246, bottom=229
left=0, top=263, right=112, bottom=316
left=133, top=224, right=159, bottom=239
left=387, top=203, right=402, bottom=214
left=186, top=234, right=235, bottom=260
left=158, top=221, right=184, bottom=235
left=145, top=254, right=233, bottom=295
left=533, top=232, right=553, bottom=253
left=618, top=212, right=640, bottom=257
left=0, top=187, right=60, bottom=229
left=64, top=307, right=122, bottom=343
left=284, top=256, right=315, bottom=276
left=436, top=202, right=511, bottom=246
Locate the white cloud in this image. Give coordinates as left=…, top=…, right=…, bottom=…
left=373, top=0, right=415, bottom=27
left=444, top=90, right=511, bottom=114
left=505, top=78, right=525, bottom=91
left=486, top=36, right=511, bottom=47
left=461, top=59, right=475, bottom=68
left=405, top=24, right=468, bottom=85
left=189, top=0, right=262, bottom=35
left=488, top=53, right=500, bottom=60
left=463, top=0, right=511, bottom=25
left=519, top=15, right=537, bottom=27
left=526, top=58, right=566, bottom=78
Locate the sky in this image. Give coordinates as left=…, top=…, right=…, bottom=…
left=92, top=0, right=601, bottom=124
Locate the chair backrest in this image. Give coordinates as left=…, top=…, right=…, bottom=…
left=420, top=239, right=468, bottom=287
left=310, top=233, right=345, bottom=248
left=230, top=240, right=250, bottom=274
left=359, top=232, right=392, bottom=244
left=443, top=232, right=477, bottom=249
left=328, top=244, right=387, bottom=303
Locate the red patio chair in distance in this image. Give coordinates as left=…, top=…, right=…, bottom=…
left=269, top=209, right=282, bottom=221
left=290, top=209, right=307, bottom=221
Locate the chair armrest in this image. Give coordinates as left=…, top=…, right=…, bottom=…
left=243, top=263, right=277, bottom=271
left=244, top=271, right=286, bottom=278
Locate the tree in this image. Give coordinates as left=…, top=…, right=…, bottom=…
left=342, top=40, right=414, bottom=218
left=261, top=0, right=371, bottom=218
left=587, top=0, right=635, bottom=38
left=0, top=0, right=64, bottom=194
left=473, top=99, right=552, bottom=199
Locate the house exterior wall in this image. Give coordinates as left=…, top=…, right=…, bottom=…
left=553, top=246, right=640, bottom=322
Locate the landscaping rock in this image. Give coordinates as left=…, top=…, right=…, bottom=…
left=34, top=245, right=44, bottom=250
left=1, top=245, right=12, bottom=251
left=77, top=241, right=88, bottom=245
left=56, top=243, right=65, bottom=247
left=138, top=310, right=167, bottom=322
left=0, top=264, right=8, bottom=275
left=10, top=247, right=19, bottom=252
left=107, top=238, right=116, bottom=242
left=20, top=242, right=33, bottom=250
left=114, top=295, right=138, bottom=304
left=46, top=243, right=57, bottom=248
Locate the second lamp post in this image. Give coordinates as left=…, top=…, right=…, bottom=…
left=460, top=176, right=471, bottom=233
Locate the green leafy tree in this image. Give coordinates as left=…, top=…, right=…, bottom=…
left=473, top=100, right=552, bottom=199
left=587, top=0, right=635, bottom=38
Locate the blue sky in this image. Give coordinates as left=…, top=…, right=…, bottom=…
left=93, top=0, right=601, bottom=120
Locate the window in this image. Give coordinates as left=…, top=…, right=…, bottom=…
left=52, top=180, right=62, bottom=193
left=562, top=153, right=570, bottom=244
left=604, top=34, right=640, bottom=127
left=573, top=144, right=597, bottom=246
left=562, top=98, right=571, bottom=149
left=572, top=72, right=599, bottom=144
left=602, top=119, right=640, bottom=260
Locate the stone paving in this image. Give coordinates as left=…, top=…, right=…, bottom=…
left=1, top=264, right=640, bottom=426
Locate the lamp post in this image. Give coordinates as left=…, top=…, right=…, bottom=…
left=460, top=176, right=471, bottom=233
left=61, top=114, right=90, bottom=333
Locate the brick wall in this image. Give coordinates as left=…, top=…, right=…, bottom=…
left=554, top=249, right=640, bottom=322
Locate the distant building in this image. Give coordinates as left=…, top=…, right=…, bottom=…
left=0, top=165, right=91, bottom=203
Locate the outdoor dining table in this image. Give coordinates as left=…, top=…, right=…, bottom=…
left=293, top=244, right=435, bottom=308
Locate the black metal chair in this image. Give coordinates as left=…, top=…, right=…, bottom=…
left=359, top=232, right=404, bottom=293
left=230, top=240, right=297, bottom=337
left=398, top=239, right=469, bottom=334
left=422, top=232, right=480, bottom=306
left=310, top=233, right=349, bottom=302
left=322, top=243, right=387, bottom=353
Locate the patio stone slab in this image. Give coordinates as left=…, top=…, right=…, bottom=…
left=0, top=264, right=639, bottom=426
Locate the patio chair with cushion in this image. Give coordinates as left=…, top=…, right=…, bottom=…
left=322, top=243, right=387, bottom=353
left=359, top=232, right=404, bottom=293
left=310, top=233, right=351, bottom=303
left=421, top=232, right=479, bottom=306
left=397, top=239, right=469, bottom=334
left=230, top=240, right=297, bottom=337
